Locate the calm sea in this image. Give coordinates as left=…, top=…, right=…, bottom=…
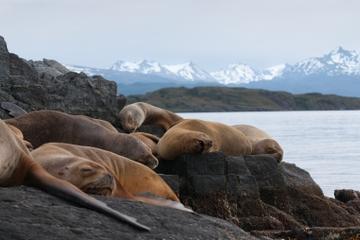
left=179, top=111, right=360, bottom=197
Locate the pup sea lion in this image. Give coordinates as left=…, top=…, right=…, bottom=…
left=5, top=110, right=158, bottom=169
left=0, top=119, right=150, bottom=231
left=233, top=124, right=284, bottom=162
left=157, top=119, right=252, bottom=160
left=119, top=102, right=183, bottom=132
left=31, top=143, right=191, bottom=212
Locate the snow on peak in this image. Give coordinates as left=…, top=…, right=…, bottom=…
left=211, top=63, right=285, bottom=84
left=67, top=46, right=360, bottom=86
left=260, top=64, right=286, bottom=80
left=291, top=47, right=360, bottom=76
left=164, top=62, right=215, bottom=81
left=211, top=63, right=258, bottom=84
left=109, top=60, right=215, bottom=82
left=109, top=60, right=169, bottom=74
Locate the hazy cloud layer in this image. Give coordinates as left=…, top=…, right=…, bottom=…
left=0, top=0, right=359, bottom=70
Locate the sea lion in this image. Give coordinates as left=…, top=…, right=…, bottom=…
left=76, top=114, right=160, bottom=156
left=0, top=119, right=150, bottom=231
left=157, top=119, right=252, bottom=160
left=6, top=123, right=33, bottom=150
left=233, top=124, right=283, bottom=162
left=5, top=110, right=158, bottom=169
left=119, top=102, right=183, bottom=132
left=31, top=143, right=191, bottom=212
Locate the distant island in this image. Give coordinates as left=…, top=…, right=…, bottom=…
left=127, top=86, right=360, bottom=112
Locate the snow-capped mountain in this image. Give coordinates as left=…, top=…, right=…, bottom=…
left=65, top=47, right=360, bottom=96
left=107, top=60, right=216, bottom=82
left=110, top=60, right=173, bottom=76
left=288, top=47, right=360, bottom=76
left=210, top=47, right=360, bottom=84
left=211, top=64, right=258, bottom=84
left=164, top=62, right=215, bottom=81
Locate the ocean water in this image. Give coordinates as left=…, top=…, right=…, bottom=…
left=179, top=111, right=360, bottom=197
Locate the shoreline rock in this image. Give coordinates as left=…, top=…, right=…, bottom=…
left=0, top=186, right=258, bottom=240
left=157, top=152, right=360, bottom=239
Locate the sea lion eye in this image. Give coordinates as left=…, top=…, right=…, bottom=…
left=80, top=167, right=95, bottom=174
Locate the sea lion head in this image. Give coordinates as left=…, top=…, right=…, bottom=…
left=253, top=139, right=284, bottom=162
left=55, top=158, right=116, bottom=196
left=119, top=104, right=145, bottom=132
left=158, top=129, right=213, bottom=160
left=186, top=132, right=213, bottom=154
left=117, top=134, right=159, bottom=169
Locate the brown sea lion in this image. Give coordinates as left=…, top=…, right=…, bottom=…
left=157, top=119, right=252, bottom=160
left=233, top=124, right=284, bottom=162
left=0, top=119, right=150, bottom=231
left=119, top=102, right=183, bottom=132
left=81, top=115, right=160, bottom=156
left=5, top=110, right=158, bottom=169
left=6, top=123, right=33, bottom=150
left=31, top=143, right=191, bottom=212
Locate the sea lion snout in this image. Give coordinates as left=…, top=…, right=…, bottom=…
left=189, top=134, right=213, bottom=154
left=142, top=154, right=159, bottom=169
left=197, top=138, right=213, bottom=153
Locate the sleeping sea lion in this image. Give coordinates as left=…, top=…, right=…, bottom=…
left=6, top=123, right=33, bottom=150
left=31, top=143, right=191, bottom=212
left=83, top=115, right=160, bottom=156
left=233, top=124, right=284, bottom=162
left=0, top=119, right=150, bottom=231
left=157, top=119, right=252, bottom=160
left=5, top=110, right=158, bottom=169
left=119, top=102, right=183, bottom=132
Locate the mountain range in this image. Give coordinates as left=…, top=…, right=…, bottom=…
left=66, top=47, right=360, bottom=96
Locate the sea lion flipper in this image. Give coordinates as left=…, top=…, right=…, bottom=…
left=27, top=163, right=151, bottom=231
left=1, top=102, right=27, bottom=117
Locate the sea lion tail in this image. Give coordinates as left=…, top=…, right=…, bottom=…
left=1, top=102, right=28, bottom=117
left=26, top=163, right=150, bottom=231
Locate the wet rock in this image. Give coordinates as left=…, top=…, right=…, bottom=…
left=335, top=189, right=360, bottom=203
left=0, top=186, right=260, bottom=240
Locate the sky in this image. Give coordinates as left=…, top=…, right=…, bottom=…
left=0, top=0, right=359, bottom=71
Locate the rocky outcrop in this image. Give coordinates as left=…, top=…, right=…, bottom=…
left=157, top=153, right=360, bottom=239
left=0, top=186, right=259, bottom=240
left=0, top=36, right=122, bottom=123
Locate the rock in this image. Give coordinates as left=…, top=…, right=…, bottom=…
left=28, top=58, right=70, bottom=77
left=335, top=189, right=360, bottom=203
left=159, top=174, right=180, bottom=195
left=0, top=186, right=260, bottom=240
left=0, top=36, right=121, bottom=123
left=156, top=152, right=360, bottom=239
